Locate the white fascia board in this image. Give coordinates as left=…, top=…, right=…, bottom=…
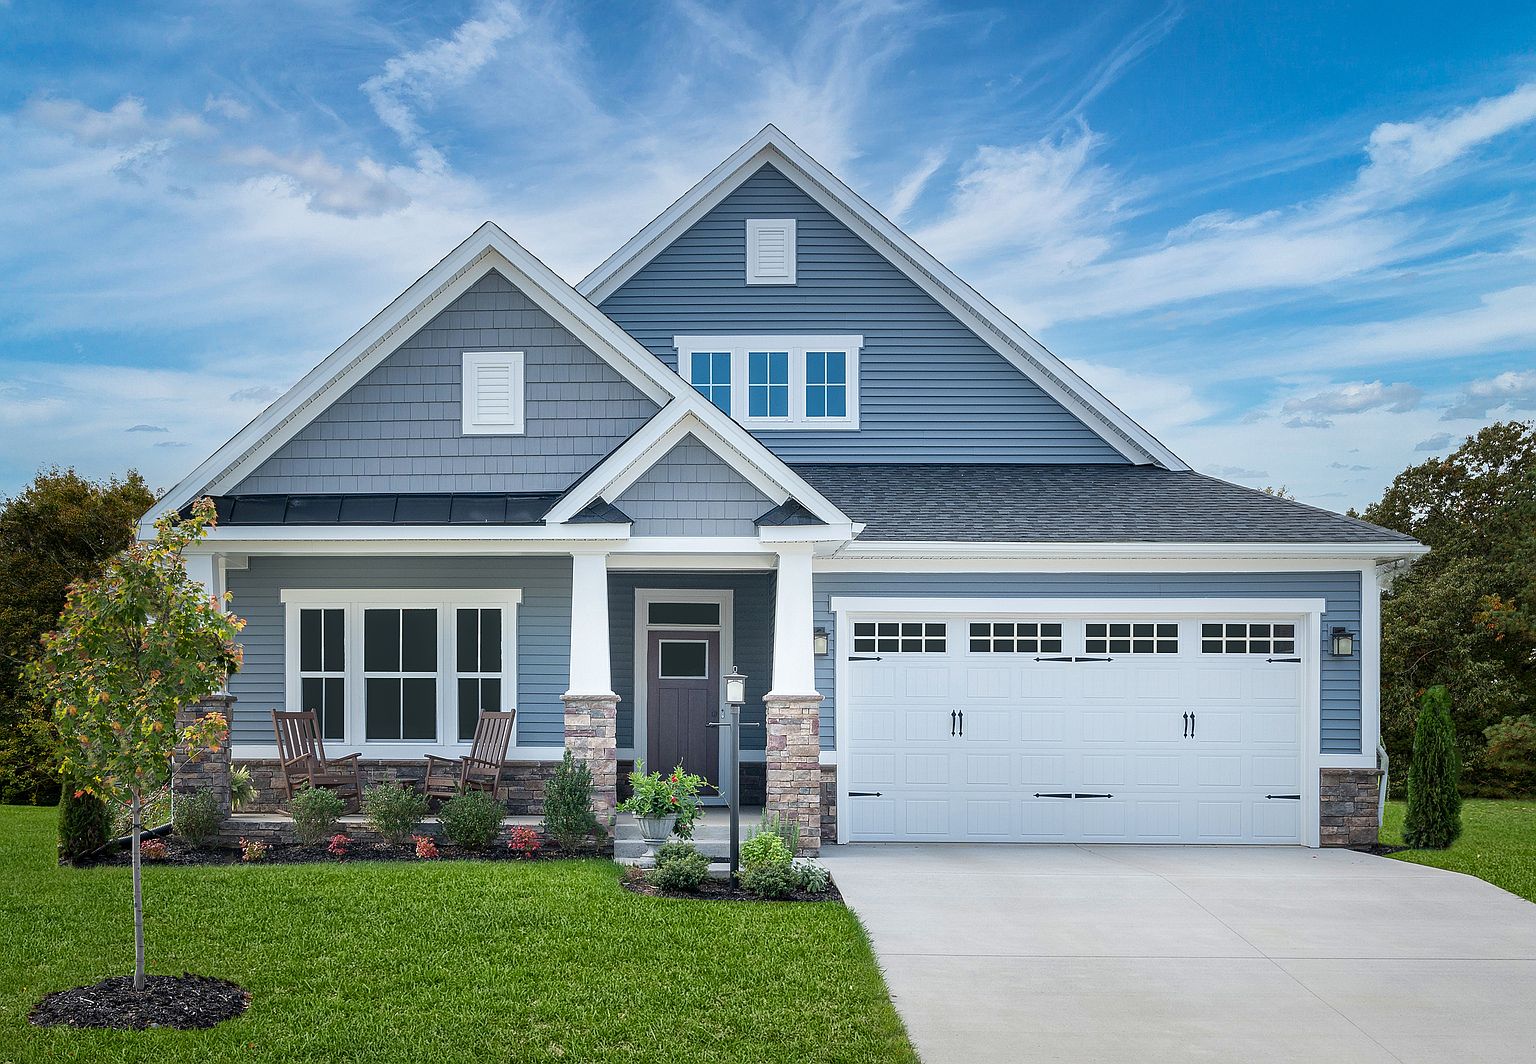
left=146, top=223, right=688, bottom=535
left=542, top=406, right=849, bottom=527
left=577, top=125, right=1184, bottom=470
left=827, top=540, right=1431, bottom=562
left=756, top=524, right=859, bottom=544
left=828, top=596, right=1328, bottom=617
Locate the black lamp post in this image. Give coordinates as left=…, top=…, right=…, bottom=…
left=709, top=667, right=750, bottom=879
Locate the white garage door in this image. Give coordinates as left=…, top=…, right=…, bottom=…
left=844, top=612, right=1307, bottom=844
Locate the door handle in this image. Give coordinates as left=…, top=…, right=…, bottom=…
left=958, top=710, right=964, bottom=736
left=1182, top=712, right=1189, bottom=738
left=950, top=710, right=956, bottom=736
left=1190, top=712, right=1195, bottom=738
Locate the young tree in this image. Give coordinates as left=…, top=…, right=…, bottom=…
left=1403, top=686, right=1463, bottom=849
left=0, top=468, right=156, bottom=805
left=25, top=498, right=243, bottom=990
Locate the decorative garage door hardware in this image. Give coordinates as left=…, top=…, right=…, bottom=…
left=1182, top=712, right=1196, bottom=738
left=1266, top=656, right=1302, bottom=663
left=1032, top=793, right=1116, bottom=799
left=1265, top=794, right=1302, bottom=800
left=848, top=655, right=882, bottom=662
left=848, top=791, right=883, bottom=797
left=950, top=710, right=963, bottom=736
left=1032, top=655, right=1115, bottom=663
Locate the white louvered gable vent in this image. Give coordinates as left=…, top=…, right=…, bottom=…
left=746, top=218, right=796, bottom=285
left=462, top=351, right=526, bottom=435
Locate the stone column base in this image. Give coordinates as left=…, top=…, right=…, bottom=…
left=765, top=693, right=823, bottom=854
left=172, top=693, right=236, bottom=821
left=563, top=693, right=619, bottom=831
left=1320, top=767, right=1383, bottom=847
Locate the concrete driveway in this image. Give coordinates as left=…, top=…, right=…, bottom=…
left=823, top=845, right=1536, bottom=1064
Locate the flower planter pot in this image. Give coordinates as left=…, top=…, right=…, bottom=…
left=635, top=814, right=677, bottom=858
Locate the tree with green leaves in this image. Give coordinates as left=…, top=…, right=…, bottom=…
left=0, top=468, right=157, bottom=805
left=25, top=498, right=244, bottom=990
left=1403, top=686, right=1462, bottom=848
left=1359, top=421, right=1536, bottom=793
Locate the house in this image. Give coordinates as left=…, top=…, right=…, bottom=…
left=153, top=126, right=1426, bottom=852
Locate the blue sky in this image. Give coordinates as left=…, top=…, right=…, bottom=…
left=1, top=1, right=1534, bottom=509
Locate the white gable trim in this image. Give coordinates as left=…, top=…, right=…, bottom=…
left=579, top=126, right=1187, bottom=471
left=543, top=406, right=851, bottom=530
left=146, top=221, right=827, bottom=535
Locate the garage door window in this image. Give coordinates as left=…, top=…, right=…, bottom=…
left=853, top=621, right=946, bottom=654
left=969, top=621, right=1063, bottom=653
left=1201, top=622, right=1295, bottom=655
left=1085, top=622, right=1179, bottom=655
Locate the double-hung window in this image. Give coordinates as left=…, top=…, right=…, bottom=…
left=282, top=590, right=519, bottom=752
left=674, top=335, right=862, bottom=429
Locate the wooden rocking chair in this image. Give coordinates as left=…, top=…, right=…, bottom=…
left=271, top=710, right=363, bottom=810
left=423, top=711, right=516, bottom=801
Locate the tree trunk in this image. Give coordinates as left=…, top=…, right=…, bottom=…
left=131, top=790, right=145, bottom=991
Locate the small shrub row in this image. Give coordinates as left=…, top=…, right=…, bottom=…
left=647, top=841, right=711, bottom=891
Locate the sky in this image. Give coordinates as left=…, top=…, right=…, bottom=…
left=1, top=0, right=1534, bottom=511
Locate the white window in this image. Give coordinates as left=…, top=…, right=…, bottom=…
left=1201, top=621, right=1296, bottom=655
left=746, top=218, right=796, bottom=284
left=969, top=621, right=1063, bottom=654
left=1085, top=622, right=1179, bottom=655
left=853, top=621, right=947, bottom=654
left=462, top=351, right=525, bottom=435
left=282, top=590, right=519, bottom=752
left=673, top=335, right=862, bottom=429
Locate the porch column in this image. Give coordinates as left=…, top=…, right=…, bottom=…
left=562, top=549, right=618, bottom=828
left=765, top=546, right=822, bottom=853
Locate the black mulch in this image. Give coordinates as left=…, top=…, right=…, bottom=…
left=29, top=973, right=250, bottom=1030
left=79, top=835, right=610, bottom=867
left=622, top=876, right=843, bottom=904
left=1354, top=842, right=1413, bottom=856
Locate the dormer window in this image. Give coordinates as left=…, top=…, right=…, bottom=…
left=675, top=335, right=861, bottom=429
left=746, top=219, right=796, bottom=284
left=462, top=351, right=525, bottom=435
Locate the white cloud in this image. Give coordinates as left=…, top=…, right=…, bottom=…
left=126, top=424, right=168, bottom=433
left=22, top=95, right=211, bottom=146
left=888, top=148, right=946, bottom=221
left=203, top=94, right=252, bottom=121
left=1415, top=432, right=1454, bottom=451
left=223, top=147, right=410, bottom=217
left=1279, top=380, right=1423, bottom=429
left=1442, top=369, right=1536, bottom=420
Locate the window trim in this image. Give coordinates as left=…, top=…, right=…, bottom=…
left=462, top=350, right=526, bottom=436
left=967, top=620, right=1064, bottom=655
left=1200, top=620, right=1297, bottom=656
left=746, top=218, right=796, bottom=285
left=852, top=620, right=948, bottom=655
left=281, top=588, right=521, bottom=756
left=673, top=334, right=862, bottom=429
left=657, top=638, right=712, bottom=679
left=1084, top=620, right=1180, bottom=656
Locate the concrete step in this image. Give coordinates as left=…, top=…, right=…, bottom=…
left=614, top=836, right=731, bottom=860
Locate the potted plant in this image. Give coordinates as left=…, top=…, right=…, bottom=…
left=619, top=762, right=706, bottom=856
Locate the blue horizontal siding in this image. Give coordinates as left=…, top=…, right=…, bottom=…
left=599, top=163, right=1127, bottom=465
left=608, top=572, right=775, bottom=752
left=233, top=270, right=658, bottom=495
left=812, top=571, right=1363, bottom=754
left=225, top=555, right=572, bottom=748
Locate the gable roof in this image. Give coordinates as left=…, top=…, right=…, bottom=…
left=149, top=221, right=850, bottom=536
left=578, top=126, right=1186, bottom=471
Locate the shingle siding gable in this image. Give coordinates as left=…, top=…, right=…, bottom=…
left=613, top=434, right=775, bottom=536
left=232, top=270, right=660, bottom=495
left=599, top=163, right=1128, bottom=465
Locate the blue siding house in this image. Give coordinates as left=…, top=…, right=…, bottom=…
left=153, top=127, right=1424, bottom=851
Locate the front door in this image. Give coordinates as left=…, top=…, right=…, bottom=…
left=646, top=629, right=722, bottom=790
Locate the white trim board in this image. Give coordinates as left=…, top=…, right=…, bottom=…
left=827, top=596, right=1327, bottom=616
left=578, top=125, right=1186, bottom=471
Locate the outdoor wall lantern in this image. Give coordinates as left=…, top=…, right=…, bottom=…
left=1330, top=627, right=1356, bottom=657
left=724, top=667, right=747, bottom=707
left=813, top=627, right=830, bottom=656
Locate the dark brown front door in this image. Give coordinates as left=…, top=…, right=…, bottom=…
left=646, top=629, right=721, bottom=789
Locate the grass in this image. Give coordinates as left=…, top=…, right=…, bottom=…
left=0, top=807, right=915, bottom=1064
left=1380, top=798, right=1536, bottom=903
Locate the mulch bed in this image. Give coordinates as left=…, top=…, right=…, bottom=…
left=622, top=876, right=843, bottom=903
left=79, top=835, right=610, bottom=867
left=29, top=973, right=250, bottom=1030
left=1354, top=842, right=1413, bottom=856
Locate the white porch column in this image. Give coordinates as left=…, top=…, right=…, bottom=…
left=565, top=549, right=615, bottom=697
left=766, top=545, right=823, bottom=852
left=562, top=549, right=619, bottom=828
left=183, top=551, right=223, bottom=607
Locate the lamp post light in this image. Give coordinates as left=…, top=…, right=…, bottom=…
left=709, top=667, right=751, bottom=880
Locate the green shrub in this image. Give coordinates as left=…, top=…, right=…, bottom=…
left=648, top=841, right=711, bottom=891
left=290, top=786, right=346, bottom=846
left=229, top=764, right=256, bottom=811
left=363, top=783, right=429, bottom=845
left=439, top=791, right=505, bottom=850
left=1485, top=714, right=1536, bottom=788
left=1404, top=685, right=1463, bottom=849
left=542, top=750, right=601, bottom=850
left=57, top=785, right=111, bottom=861
left=172, top=789, right=223, bottom=845
left=740, top=863, right=799, bottom=899
left=756, top=809, right=800, bottom=856
left=740, top=829, right=792, bottom=873
left=794, top=861, right=830, bottom=894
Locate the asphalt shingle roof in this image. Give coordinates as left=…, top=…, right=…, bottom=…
left=790, top=464, right=1418, bottom=544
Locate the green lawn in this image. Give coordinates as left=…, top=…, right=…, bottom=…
left=1380, top=798, right=1536, bottom=903
left=0, top=807, right=915, bottom=1064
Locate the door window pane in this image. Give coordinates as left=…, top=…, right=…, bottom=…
left=658, top=640, right=710, bottom=678
left=647, top=602, right=721, bottom=626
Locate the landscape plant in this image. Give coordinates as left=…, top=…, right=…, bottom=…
left=327, top=833, right=351, bottom=858
left=1484, top=714, right=1536, bottom=789
left=738, top=828, right=797, bottom=898
left=140, top=838, right=167, bottom=861
left=290, top=785, right=346, bottom=846
left=619, top=761, right=706, bottom=838
left=438, top=791, right=505, bottom=850
left=1404, top=685, right=1463, bottom=849
left=541, top=749, right=601, bottom=849
left=173, top=789, right=223, bottom=845
left=413, top=834, right=439, bottom=859
left=506, top=825, right=542, bottom=857
left=56, top=783, right=111, bottom=861
left=239, top=836, right=269, bottom=862
left=363, top=783, right=429, bottom=845
left=757, top=808, right=801, bottom=855
left=794, top=861, right=830, bottom=893
left=228, top=764, right=257, bottom=811
left=647, top=840, right=711, bottom=891
left=23, top=497, right=242, bottom=990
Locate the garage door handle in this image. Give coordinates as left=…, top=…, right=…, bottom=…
left=1074, top=656, right=1113, bottom=662
left=849, top=791, right=883, bottom=797
left=848, top=655, right=882, bottom=662
left=1266, top=657, right=1302, bottom=664
left=958, top=710, right=964, bottom=736
left=1034, top=656, right=1075, bottom=662
left=1265, top=794, right=1301, bottom=800
left=1189, top=712, right=1195, bottom=738
left=1074, top=793, right=1113, bottom=799
left=1033, top=792, right=1074, bottom=799
left=1182, top=712, right=1189, bottom=737
left=950, top=710, right=956, bottom=736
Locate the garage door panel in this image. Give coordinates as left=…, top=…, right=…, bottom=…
left=1196, top=801, right=1244, bottom=840
left=1134, top=754, right=1182, bottom=787
left=901, top=752, right=951, bottom=785
left=1080, top=754, right=1126, bottom=787
left=1020, top=711, right=1066, bottom=742
left=963, top=709, right=1012, bottom=741
left=1134, top=801, right=1182, bottom=839
left=851, top=667, right=897, bottom=699
left=903, top=667, right=951, bottom=699
left=965, top=800, right=1014, bottom=837
left=1020, top=670, right=1068, bottom=700
left=1195, top=755, right=1243, bottom=788
left=1081, top=670, right=1130, bottom=699
left=1192, top=711, right=1244, bottom=744
left=1252, top=755, right=1301, bottom=788
left=858, top=709, right=899, bottom=742
left=1021, top=800, right=1069, bottom=838
left=1019, top=754, right=1068, bottom=786
left=1252, top=800, right=1301, bottom=839
left=1134, top=710, right=1184, bottom=743
left=904, top=710, right=951, bottom=741
left=902, top=800, right=951, bottom=836
left=965, top=753, right=1012, bottom=786
left=1080, top=801, right=1128, bottom=838
left=1251, top=667, right=1302, bottom=700
left=1082, top=711, right=1130, bottom=742
left=964, top=667, right=1013, bottom=699
left=1133, top=669, right=1183, bottom=700
left=1251, top=711, right=1299, bottom=745
left=853, top=752, right=897, bottom=787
